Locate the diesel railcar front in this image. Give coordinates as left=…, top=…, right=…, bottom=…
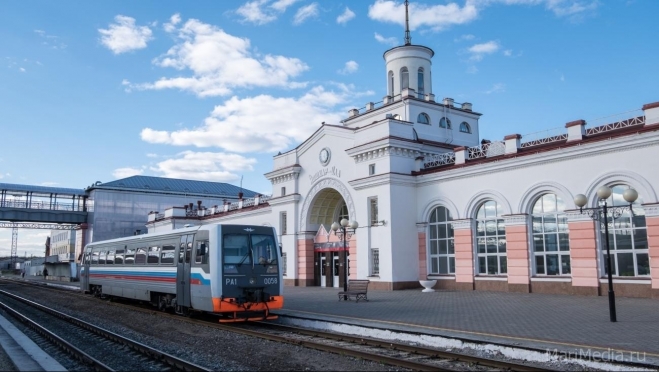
left=80, top=224, right=283, bottom=321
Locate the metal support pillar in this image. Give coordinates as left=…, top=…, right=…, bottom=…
left=11, top=227, right=18, bottom=268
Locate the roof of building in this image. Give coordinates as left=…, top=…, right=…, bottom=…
left=87, top=175, right=258, bottom=198
left=0, top=183, right=86, bottom=196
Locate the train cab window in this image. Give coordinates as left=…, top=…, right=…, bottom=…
left=161, top=244, right=176, bottom=264
left=252, top=235, right=278, bottom=265
left=135, top=247, right=147, bottom=264
left=223, top=234, right=250, bottom=264
left=91, top=251, right=99, bottom=264
left=106, top=250, right=115, bottom=265
left=115, top=249, right=125, bottom=264
left=98, top=251, right=107, bottom=265
left=147, top=246, right=160, bottom=264
left=125, top=247, right=136, bottom=264
left=195, top=241, right=209, bottom=265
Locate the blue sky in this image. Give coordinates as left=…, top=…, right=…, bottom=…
left=1, top=0, right=658, bottom=256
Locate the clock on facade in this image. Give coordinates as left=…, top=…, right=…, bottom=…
left=319, top=147, right=331, bottom=166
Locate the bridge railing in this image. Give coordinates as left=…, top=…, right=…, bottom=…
left=0, top=200, right=87, bottom=212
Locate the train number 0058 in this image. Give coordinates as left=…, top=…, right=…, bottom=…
left=263, top=278, right=278, bottom=285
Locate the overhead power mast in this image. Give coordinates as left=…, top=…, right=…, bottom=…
left=11, top=227, right=17, bottom=268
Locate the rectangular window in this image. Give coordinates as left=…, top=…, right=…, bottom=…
left=281, top=186, right=286, bottom=196
left=371, top=248, right=380, bottom=276
left=115, top=249, right=124, bottom=264
left=161, top=244, right=176, bottom=264
left=147, top=245, right=160, bottom=264
left=282, top=252, right=287, bottom=276
left=280, top=212, right=288, bottom=235
left=369, top=198, right=379, bottom=226
left=135, top=247, right=147, bottom=264
left=124, top=247, right=135, bottom=264
left=369, top=164, right=375, bottom=175
left=194, top=241, right=208, bottom=265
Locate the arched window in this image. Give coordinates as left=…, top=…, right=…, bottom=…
left=417, top=113, right=430, bottom=124
left=601, top=185, right=649, bottom=277
left=388, top=70, right=394, bottom=96
left=532, top=194, right=570, bottom=275
left=428, top=206, right=454, bottom=274
left=460, top=122, right=471, bottom=133
left=439, top=117, right=452, bottom=129
left=475, top=200, right=506, bottom=275
left=401, top=67, right=409, bottom=90
left=417, top=68, right=425, bottom=98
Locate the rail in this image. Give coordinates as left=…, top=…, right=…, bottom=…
left=468, top=141, right=505, bottom=160
left=0, top=200, right=87, bottom=212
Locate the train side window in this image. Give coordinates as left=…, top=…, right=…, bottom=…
left=115, top=248, right=125, bottom=264
left=98, top=251, right=107, bottom=265
left=195, top=241, right=208, bottom=265
left=125, top=247, right=136, bottom=264
left=147, top=245, right=160, bottom=264
left=106, top=250, right=115, bottom=265
left=161, top=244, right=176, bottom=264
left=135, top=247, right=147, bottom=264
left=91, top=251, right=99, bottom=264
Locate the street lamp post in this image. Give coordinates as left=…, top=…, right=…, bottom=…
left=331, top=218, right=358, bottom=300
left=574, top=186, right=638, bottom=323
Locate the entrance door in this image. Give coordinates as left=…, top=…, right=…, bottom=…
left=320, top=255, right=327, bottom=287
left=332, top=253, right=340, bottom=288
left=176, top=234, right=193, bottom=308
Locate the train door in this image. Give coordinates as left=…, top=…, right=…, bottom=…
left=320, top=255, right=327, bottom=287
left=80, top=249, right=90, bottom=292
left=176, top=234, right=194, bottom=309
left=332, top=253, right=339, bottom=288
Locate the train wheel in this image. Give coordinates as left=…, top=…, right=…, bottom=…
left=158, top=297, right=167, bottom=312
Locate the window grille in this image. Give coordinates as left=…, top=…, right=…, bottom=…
left=475, top=201, right=507, bottom=275
left=428, top=206, right=455, bottom=274
left=532, top=194, right=570, bottom=276
left=369, top=198, right=379, bottom=226
left=280, top=212, right=287, bottom=235
left=282, top=252, right=287, bottom=276
left=371, top=248, right=379, bottom=276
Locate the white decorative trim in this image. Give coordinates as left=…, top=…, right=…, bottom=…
left=427, top=275, right=455, bottom=280
left=416, top=222, right=428, bottom=232
left=269, top=171, right=300, bottom=185
left=299, top=177, right=356, bottom=232
left=419, top=196, right=461, bottom=221
left=598, top=278, right=651, bottom=284
left=349, top=173, right=416, bottom=190
left=463, top=190, right=513, bottom=219
left=564, top=211, right=597, bottom=223
left=584, top=170, right=657, bottom=206
left=518, top=181, right=576, bottom=214
left=352, top=145, right=421, bottom=163
left=474, top=276, right=508, bottom=281
left=267, top=194, right=301, bottom=206
left=531, top=277, right=572, bottom=282
left=642, top=203, right=659, bottom=217
left=503, top=214, right=528, bottom=226
left=451, top=219, right=472, bottom=230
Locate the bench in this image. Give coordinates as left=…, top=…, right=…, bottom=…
left=338, top=280, right=370, bottom=302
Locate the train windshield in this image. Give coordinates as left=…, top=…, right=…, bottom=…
left=252, top=235, right=277, bottom=265
left=223, top=234, right=251, bottom=264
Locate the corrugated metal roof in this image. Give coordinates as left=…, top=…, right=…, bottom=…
left=0, top=183, right=86, bottom=196
left=91, top=176, right=258, bottom=197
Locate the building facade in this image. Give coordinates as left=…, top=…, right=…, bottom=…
left=144, top=34, right=659, bottom=298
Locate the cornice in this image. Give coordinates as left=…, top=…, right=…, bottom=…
left=267, top=194, right=301, bottom=206
left=349, top=173, right=416, bottom=190
left=416, top=130, right=659, bottom=187
left=202, top=206, right=272, bottom=222
left=642, top=203, right=659, bottom=218
left=503, top=214, right=528, bottom=226
left=451, top=218, right=473, bottom=230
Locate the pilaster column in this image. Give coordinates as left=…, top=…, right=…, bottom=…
left=297, top=232, right=315, bottom=287
left=566, top=211, right=600, bottom=295
left=416, top=222, right=428, bottom=280
left=349, top=234, right=357, bottom=280
left=451, top=219, right=474, bottom=290
left=643, top=203, right=659, bottom=297
left=505, top=214, right=530, bottom=292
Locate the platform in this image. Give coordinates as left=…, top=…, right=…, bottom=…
left=275, top=286, right=659, bottom=366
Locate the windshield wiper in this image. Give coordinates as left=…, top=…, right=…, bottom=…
left=237, top=248, right=252, bottom=267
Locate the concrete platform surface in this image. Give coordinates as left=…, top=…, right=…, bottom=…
left=275, top=286, right=659, bottom=362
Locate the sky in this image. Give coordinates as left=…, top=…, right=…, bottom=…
left=1, top=0, right=658, bottom=256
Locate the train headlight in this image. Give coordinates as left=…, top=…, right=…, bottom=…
left=249, top=277, right=256, bottom=285
left=266, top=265, right=278, bottom=274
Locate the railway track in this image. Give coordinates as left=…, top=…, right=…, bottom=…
left=0, top=289, right=211, bottom=372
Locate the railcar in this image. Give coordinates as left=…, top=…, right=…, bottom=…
left=80, top=224, right=283, bottom=322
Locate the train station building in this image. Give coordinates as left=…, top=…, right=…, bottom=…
left=144, top=29, right=659, bottom=298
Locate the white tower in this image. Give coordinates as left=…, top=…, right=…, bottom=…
left=383, top=0, right=434, bottom=100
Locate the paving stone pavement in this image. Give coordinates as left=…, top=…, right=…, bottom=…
left=277, top=286, right=659, bottom=356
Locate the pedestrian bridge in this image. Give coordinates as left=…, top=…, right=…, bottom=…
left=0, top=183, right=88, bottom=225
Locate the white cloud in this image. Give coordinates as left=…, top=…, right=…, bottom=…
left=164, top=13, right=182, bottom=32
left=338, top=60, right=358, bottom=75
left=454, top=34, right=475, bottom=42
left=127, top=18, right=308, bottom=97
left=374, top=32, right=398, bottom=46
left=34, top=29, right=66, bottom=49
left=98, top=15, right=153, bottom=54
left=468, top=40, right=500, bottom=61
left=466, top=65, right=479, bottom=74
left=146, top=153, right=159, bottom=158
left=19, top=67, right=25, bottom=72
left=112, top=167, right=144, bottom=178
left=368, top=0, right=478, bottom=32
left=236, top=0, right=301, bottom=25
left=337, top=7, right=356, bottom=24
left=484, top=83, right=505, bottom=94
left=150, top=151, right=257, bottom=182
left=293, top=3, right=319, bottom=25
left=140, top=85, right=359, bottom=153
